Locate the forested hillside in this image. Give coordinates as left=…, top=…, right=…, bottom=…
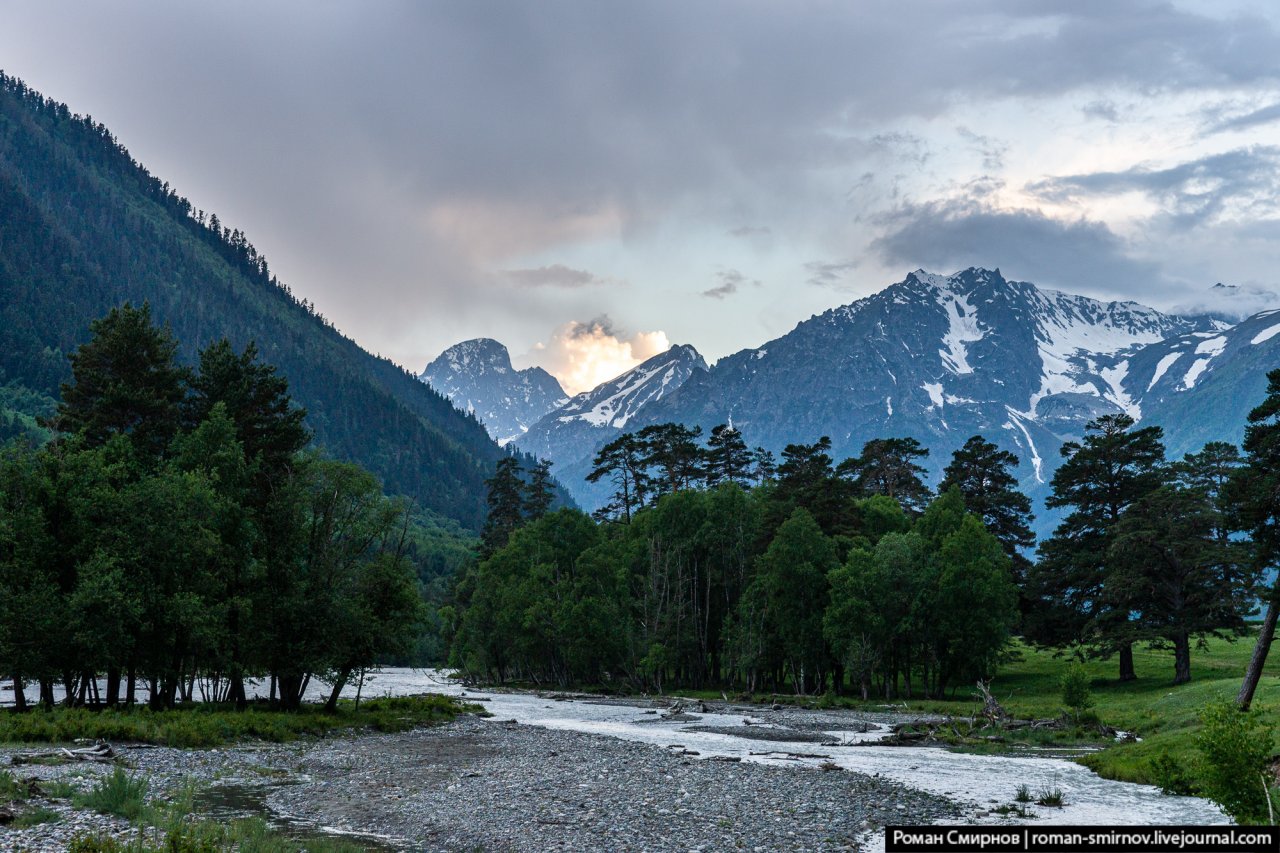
left=0, top=73, right=508, bottom=528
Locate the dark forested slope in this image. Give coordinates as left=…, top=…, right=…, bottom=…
left=0, top=72, right=504, bottom=527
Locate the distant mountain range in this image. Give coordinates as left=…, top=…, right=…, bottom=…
left=425, top=267, right=1280, bottom=534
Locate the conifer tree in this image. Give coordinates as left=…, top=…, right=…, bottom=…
left=481, top=457, right=526, bottom=557
left=523, top=459, right=555, bottom=520
left=586, top=433, right=649, bottom=522
left=838, top=437, right=931, bottom=513
left=54, top=302, right=187, bottom=463
left=939, top=435, right=1035, bottom=591
left=1230, top=369, right=1280, bottom=709
left=1031, top=414, right=1166, bottom=681
left=1108, top=484, right=1254, bottom=684
left=705, top=424, right=753, bottom=487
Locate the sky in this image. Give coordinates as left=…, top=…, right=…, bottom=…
left=4, top=1, right=1280, bottom=393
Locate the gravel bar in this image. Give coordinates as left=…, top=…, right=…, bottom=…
left=1, top=712, right=961, bottom=852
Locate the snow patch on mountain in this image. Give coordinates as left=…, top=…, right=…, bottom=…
left=1148, top=352, right=1182, bottom=390
left=1252, top=323, right=1280, bottom=345
left=939, top=292, right=984, bottom=374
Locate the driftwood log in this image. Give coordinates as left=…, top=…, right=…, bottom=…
left=11, top=740, right=118, bottom=765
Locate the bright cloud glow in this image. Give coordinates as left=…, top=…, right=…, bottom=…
left=526, top=320, right=670, bottom=395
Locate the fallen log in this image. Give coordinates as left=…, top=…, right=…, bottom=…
left=12, top=740, right=118, bottom=765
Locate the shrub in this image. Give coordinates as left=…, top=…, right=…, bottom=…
left=1150, top=751, right=1196, bottom=796
left=1059, top=663, right=1094, bottom=722
left=1194, top=699, right=1277, bottom=824
left=1014, top=783, right=1032, bottom=803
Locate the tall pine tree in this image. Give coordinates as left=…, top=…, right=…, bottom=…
left=1030, top=414, right=1166, bottom=681
left=1229, top=369, right=1280, bottom=708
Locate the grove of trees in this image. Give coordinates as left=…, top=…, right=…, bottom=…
left=0, top=303, right=431, bottom=710
left=449, top=379, right=1278, bottom=698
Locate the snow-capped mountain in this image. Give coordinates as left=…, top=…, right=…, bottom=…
left=514, top=345, right=708, bottom=487
left=433, top=269, right=1279, bottom=535
left=421, top=338, right=568, bottom=445
left=622, top=268, right=1280, bottom=531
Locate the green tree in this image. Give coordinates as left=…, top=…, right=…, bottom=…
left=1030, top=414, right=1166, bottom=682
left=938, top=435, right=1035, bottom=584
left=586, top=433, right=650, bottom=522
left=838, top=437, right=931, bottom=514
left=636, top=423, right=704, bottom=497
left=740, top=509, right=837, bottom=694
left=523, top=459, right=555, bottom=520
left=1229, top=370, right=1280, bottom=709
left=53, top=302, right=187, bottom=464
left=480, top=457, right=526, bottom=557
left=704, top=424, right=753, bottom=487
left=1108, top=485, right=1255, bottom=684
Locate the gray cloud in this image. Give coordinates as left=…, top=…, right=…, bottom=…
left=1206, top=101, right=1280, bottom=134
left=502, top=264, right=608, bottom=288
left=702, top=269, right=761, bottom=300
left=1081, top=99, right=1122, bottom=122
left=805, top=260, right=859, bottom=288
left=873, top=199, right=1164, bottom=293
left=1028, top=147, right=1280, bottom=225
left=729, top=225, right=772, bottom=238
left=5, top=2, right=1280, bottom=365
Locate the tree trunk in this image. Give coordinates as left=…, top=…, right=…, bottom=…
left=1239, top=599, right=1278, bottom=710
left=125, top=669, right=137, bottom=706
left=1173, top=631, right=1191, bottom=685
left=229, top=675, right=247, bottom=710
left=11, top=676, right=26, bottom=712
left=1118, top=642, right=1136, bottom=682
left=325, top=669, right=351, bottom=713
left=39, top=678, right=53, bottom=709
left=105, top=667, right=120, bottom=707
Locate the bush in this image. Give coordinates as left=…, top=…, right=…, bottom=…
left=1194, top=699, right=1277, bottom=824
left=1150, top=750, right=1197, bottom=796
left=1059, top=663, right=1094, bottom=722
left=73, top=767, right=149, bottom=820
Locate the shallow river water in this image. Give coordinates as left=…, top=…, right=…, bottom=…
left=340, top=669, right=1228, bottom=833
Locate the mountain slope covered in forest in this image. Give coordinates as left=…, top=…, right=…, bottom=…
left=0, top=72, right=508, bottom=528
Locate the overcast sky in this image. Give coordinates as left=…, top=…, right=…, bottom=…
left=5, top=1, right=1280, bottom=392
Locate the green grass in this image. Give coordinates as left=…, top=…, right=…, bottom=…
left=73, top=766, right=149, bottom=820
left=67, top=780, right=368, bottom=853
left=0, top=694, right=477, bottom=748
left=671, top=630, right=1280, bottom=788
left=12, top=804, right=61, bottom=828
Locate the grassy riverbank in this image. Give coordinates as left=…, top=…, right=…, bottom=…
left=0, top=694, right=478, bottom=748
left=663, top=632, right=1280, bottom=787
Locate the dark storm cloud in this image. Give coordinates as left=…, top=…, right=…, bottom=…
left=873, top=200, right=1163, bottom=292
left=1028, top=147, right=1280, bottom=225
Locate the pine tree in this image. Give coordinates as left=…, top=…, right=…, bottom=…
left=187, top=339, right=310, bottom=476
left=1030, top=414, right=1166, bottom=681
left=938, top=435, right=1035, bottom=593
left=1230, top=369, right=1280, bottom=708
left=1108, top=484, right=1254, bottom=684
left=636, top=422, right=704, bottom=497
left=837, top=437, right=931, bottom=513
left=751, top=447, right=777, bottom=484
left=54, top=302, right=187, bottom=464
left=480, top=457, right=526, bottom=557
left=586, top=433, right=649, bottom=522
left=523, top=459, right=555, bottom=520
left=705, top=424, right=753, bottom=487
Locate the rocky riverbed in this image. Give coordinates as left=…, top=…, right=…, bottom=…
left=0, top=711, right=959, bottom=852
